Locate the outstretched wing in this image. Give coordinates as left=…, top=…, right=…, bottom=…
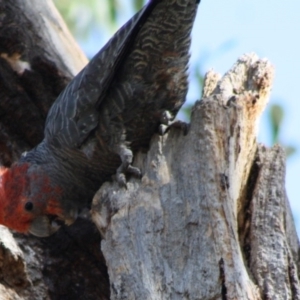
left=44, top=0, right=160, bottom=148
left=97, top=0, right=200, bottom=151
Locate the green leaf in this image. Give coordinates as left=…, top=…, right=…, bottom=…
left=269, top=104, right=284, bottom=144
left=134, top=0, right=144, bottom=10
left=195, top=64, right=204, bottom=95
left=285, top=146, right=296, bottom=157
left=108, top=0, right=118, bottom=23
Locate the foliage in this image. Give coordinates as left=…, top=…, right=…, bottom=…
left=269, top=104, right=296, bottom=157
left=54, top=0, right=144, bottom=39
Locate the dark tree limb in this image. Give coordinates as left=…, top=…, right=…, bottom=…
left=0, top=0, right=87, bottom=165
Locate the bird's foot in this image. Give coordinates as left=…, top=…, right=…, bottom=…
left=159, top=110, right=190, bottom=135
left=116, top=146, right=141, bottom=188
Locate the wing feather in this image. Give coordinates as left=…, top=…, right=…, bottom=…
left=44, top=0, right=161, bottom=148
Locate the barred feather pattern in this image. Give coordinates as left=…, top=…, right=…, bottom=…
left=20, top=0, right=200, bottom=216
left=99, top=0, right=199, bottom=152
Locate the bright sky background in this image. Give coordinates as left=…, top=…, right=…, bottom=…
left=79, top=0, right=300, bottom=234
left=190, top=0, right=300, bottom=235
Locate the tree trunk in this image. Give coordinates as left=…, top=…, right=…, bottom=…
left=0, top=1, right=299, bottom=300
left=91, top=54, right=300, bottom=299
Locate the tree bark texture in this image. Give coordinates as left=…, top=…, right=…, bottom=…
left=0, top=1, right=299, bottom=300
left=0, top=0, right=87, bottom=166
left=91, top=54, right=300, bottom=300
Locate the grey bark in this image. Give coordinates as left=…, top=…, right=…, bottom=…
left=92, top=54, right=300, bottom=300
left=0, top=1, right=299, bottom=300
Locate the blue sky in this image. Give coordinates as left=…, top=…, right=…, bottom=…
left=189, top=0, right=300, bottom=233
left=78, top=0, right=300, bottom=234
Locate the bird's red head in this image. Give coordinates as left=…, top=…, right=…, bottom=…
left=0, top=163, right=64, bottom=237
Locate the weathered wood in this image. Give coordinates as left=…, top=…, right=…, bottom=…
left=92, top=54, right=300, bottom=299
left=0, top=1, right=110, bottom=299
left=246, top=145, right=300, bottom=299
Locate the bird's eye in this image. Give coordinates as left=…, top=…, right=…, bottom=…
left=24, top=202, right=34, bottom=211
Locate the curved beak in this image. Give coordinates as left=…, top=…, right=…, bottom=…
left=28, top=216, right=61, bottom=237
left=28, top=210, right=78, bottom=237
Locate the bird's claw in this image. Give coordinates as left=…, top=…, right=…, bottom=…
left=127, top=165, right=142, bottom=178
left=116, top=146, right=141, bottom=187
left=116, top=165, right=141, bottom=188
left=116, top=172, right=127, bottom=188
left=159, top=124, right=168, bottom=135
left=169, top=120, right=190, bottom=135
left=159, top=119, right=190, bottom=136
left=160, top=110, right=173, bottom=125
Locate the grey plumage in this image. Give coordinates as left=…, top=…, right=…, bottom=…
left=20, top=0, right=200, bottom=221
